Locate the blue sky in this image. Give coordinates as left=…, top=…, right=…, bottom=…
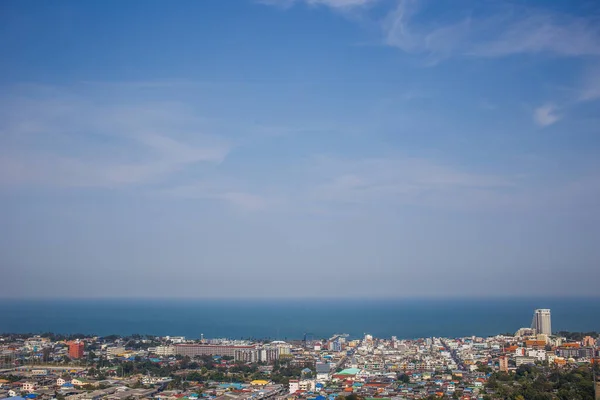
left=1, top=0, right=599, bottom=298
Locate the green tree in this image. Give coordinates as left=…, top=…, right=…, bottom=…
left=397, top=373, right=410, bottom=384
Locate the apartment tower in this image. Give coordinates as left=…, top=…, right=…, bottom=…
left=67, top=341, right=84, bottom=359
left=531, top=309, right=552, bottom=335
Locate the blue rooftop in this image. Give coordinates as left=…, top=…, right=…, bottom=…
left=218, top=383, right=244, bottom=390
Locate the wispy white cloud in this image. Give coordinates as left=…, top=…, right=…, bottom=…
left=473, top=15, right=600, bottom=58
left=527, top=64, right=600, bottom=124
left=262, top=0, right=600, bottom=61
left=262, top=0, right=600, bottom=124
left=260, top=0, right=378, bottom=9
left=1, top=83, right=597, bottom=216
left=306, top=0, right=378, bottom=7
left=163, top=152, right=600, bottom=215
left=161, top=182, right=271, bottom=211
left=297, top=155, right=515, bottom=211
left=160, top=154, right=517, bottom=213
left=383, top=0, right=471, bottom=61
left=533, top=104, right=561, bottom=127
left=0, top=86, right=230, bottom=189
left=383, top=1, right=600, bottom=60
left=298, top=155, right=600, bottom=217
left=275, top=0, right=600, bottom=61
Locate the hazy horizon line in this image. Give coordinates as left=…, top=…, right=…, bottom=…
left=2, top=295, right=599, bottom=301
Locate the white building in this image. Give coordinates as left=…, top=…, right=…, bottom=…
left=515, top=356, right=536, bottom=366
left=165, top=336, right=186, bottom=344
left=268, top=341, right=291, bottom=357
left=527, top=349, right=546, bottom=361
left=532, top=309, right=552, bottom=335
left=107, top=347, right=126, bottom=357
left=22, top=382, right=36, bottom=392
left=289, top=379, right=315, bottom=393
left=142, top=376, right=169, bottom=385
left=152, top=345, right=175, bottom=356
left=515, top=327, right=536, bottom=337
left=289, top=379, right=299, bottom=394
left=234, top=347, right=278, bottom=363
left=315, top=362, right=331, bottom=382
left=31, top=369, right=48, bottom=376
left=57, top=378, right=70, bottom=386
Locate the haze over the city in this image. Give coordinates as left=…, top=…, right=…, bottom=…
left=1, top=0, right=599, bottom=298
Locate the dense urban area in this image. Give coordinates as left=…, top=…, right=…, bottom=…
left=1, top=310, right=598, bottom=400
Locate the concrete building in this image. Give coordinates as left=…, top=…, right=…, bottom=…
left=267, top=341, right=291, bottom=357
left=583, top=336, right=596, bottom=347
left=164, top=336, right=186, bottom=344
left=315, top=362, right=332, bottom=381
left=557, top=346, right=594, bottom=359
left=106, top=347, right=126, bottom=358
left=22, top=382, right=36, bottom=392
left=234, top=347, right=278, bottom=363
left=57, top=378, right=71, bottom=386
left=30, top=369, right=48, bottom=376
left=329, top=340, right=342, bottom=352
left=234, top=348, right=260, bottom=363
left=515, top=327, right=535, bottom=337
left=531, top=309, right=552, bottom=335
left=288, top=379, right=299, bottom=394
left=260, top=348, right=279, bottom=363
left=68, top=341, right=84, bottom=359
left=174, top=344, right=255, bottom=358
left=527, top=349, right=546, bottom=361
left=499, top=356, right=508, bottom=372
left=151, top=346, right=175, bottom=356
left=288, top=379, right=315, bottom=394
left=515, top=356, right=536, bottom=366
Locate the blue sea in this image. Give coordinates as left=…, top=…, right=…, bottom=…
left=1, top=298, right=599, bottom=339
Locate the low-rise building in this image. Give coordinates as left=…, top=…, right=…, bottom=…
left=151, top=345, right=175, bottom=356
left=107, top=347, right=126, bottom=358
left=22, top=382, right=36, bottom=392
left=175, top=344, right=255, bottom=358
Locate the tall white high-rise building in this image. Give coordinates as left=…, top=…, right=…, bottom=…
left=531, top=309, right=552, bottom=335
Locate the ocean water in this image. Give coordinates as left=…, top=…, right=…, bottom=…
left=1, top=298, right=599, bottom=339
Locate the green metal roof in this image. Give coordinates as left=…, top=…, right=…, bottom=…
left=337, top=368, right=361, bottom=375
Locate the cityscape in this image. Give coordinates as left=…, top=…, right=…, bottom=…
left=2, top=0, right=600, bottom=399
left=1, top=309, right=598, bottom=400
